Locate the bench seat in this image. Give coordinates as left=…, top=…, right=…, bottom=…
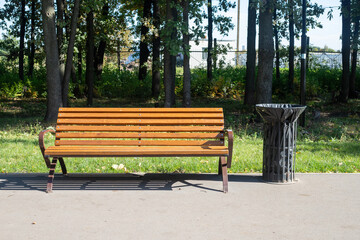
left=39, top=107, right=233, bottom=193
left=45, top=146, right=229, bottom=157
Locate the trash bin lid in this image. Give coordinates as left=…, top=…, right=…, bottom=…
left=256, top=104, right=306, bottom=123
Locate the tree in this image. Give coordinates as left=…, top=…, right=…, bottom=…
left=340, top=0, right=351, bottom=102
left=206, top=0, right=235, bottom=83
left=28, top=0, right=36, bottom=78
left=163, top=0, right=178, bottom=107
left=273, top=1, right=280, bottom=83
left=288, top=0, right=294, bottom=92
left=86, top=8, right=95, bottom=106
left=152, top=0, right=161, bottom=99
left=62, top=0, right=81, bottom=106
left=207, top=0, right=213, bottom=82
left=94, top=3, right=110, bottom=83
left=19, top=0, right=25, bottom=82
left=0, top=0, right=42, bottom=79
left=350, top=0, right=360, bottom=98
left=256, top=0, right=274, bottom=104
left=244, top=0, right=257, bottom=105
left=56, top=0, right=66, bottom=82
left=41, top=0, right=62, bottom=122
left=182, top=0, right=191, bottom=107
left=274, top=0, right=324, bottom=92
left=138, top=0, right=152, bottom=81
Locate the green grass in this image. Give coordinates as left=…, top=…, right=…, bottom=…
left=0, top=98, right=359, bottom=174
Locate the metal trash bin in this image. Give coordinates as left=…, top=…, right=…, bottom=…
left=256, top=104, right=306, bottom=183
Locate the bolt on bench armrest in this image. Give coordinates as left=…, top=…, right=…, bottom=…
left=39, top=129, right=55, bottom=168
left=226, top=129, right=233, bottom=168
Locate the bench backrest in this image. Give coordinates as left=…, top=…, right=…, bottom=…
left=55, top=108, right=225, bottom=147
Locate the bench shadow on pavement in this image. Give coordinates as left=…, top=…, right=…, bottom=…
left=0, top=173, right=262, bottom=193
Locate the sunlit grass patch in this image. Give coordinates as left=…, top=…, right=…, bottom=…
left=0, top=98, right=359, bottom=174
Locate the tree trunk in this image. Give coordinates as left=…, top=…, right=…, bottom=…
left=117, top=39, right=121, bottom=71
left=86, top=10, right=95, bottom=106
left=139, top=0, right=152, bottom=81
left=288, top=0, right=295, bottom=92
left=273, top=2, right=280, bottom=83
left=207, top=0, right=213, bottom=82
left=28, top=0, right=36, bottom=78
left=256, top=0, right=274, bottom=104
left=19, top=0, right=26, bottom=82
left=164, top=47, right=172, bottom=107
left=56, top=0, right=66, bottom=86
left=62, top=0, right=80, bottom=107
left=95, top=40, right=107, bottom=81
left=152, top=0, right=161, bottom=99
left=182, top=0, right=191, bottom=107
left=56, top=0, right=65, bottom=53
left=244, top=0, right=257, bottom=105
left=340, top=0, right=351, bottom=102
left=41, top=0, right=62, bottom=122
left=94, top=3, right=109, bottom=82
left=164, top=0, right=175, bottom=107
left=63, top=0, right=69, bottom=38
left=170, top=5, right=177, bottom=106
left=350, top=3, right=360, bottom=98
left=74, top=44, right=82, bottom=98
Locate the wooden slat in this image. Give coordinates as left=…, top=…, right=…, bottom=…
left=56, top=125, right=224, bottom=132
left=58, top=112, right=223, bottom=119
left=59, top=107, right=223, bottom=113
left=55, top=140, right=224, bottom=146
left=55, top=132, right=224, bottom=139
left=47, top=146, right=228, bottom=150
left=57, top=118, right=224, bottom=125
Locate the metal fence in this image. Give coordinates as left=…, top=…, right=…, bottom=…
left=0, top=50, right=348, bottom=70
left=186, top=51, right=345, bottom=69
left=113, top=50, right=347, bottom=70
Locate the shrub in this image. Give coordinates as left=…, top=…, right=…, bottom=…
left=97, top=66, right=152, bottom=99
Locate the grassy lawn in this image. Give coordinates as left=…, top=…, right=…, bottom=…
left=0, top=98, right=359, bottom=174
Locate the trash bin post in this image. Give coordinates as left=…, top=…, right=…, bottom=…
left=256, top=104, right=306, bottom=183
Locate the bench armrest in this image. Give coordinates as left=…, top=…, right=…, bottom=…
left=226, top=129, right=233, bottom=168
left=39, top=129, right=55, bottom=168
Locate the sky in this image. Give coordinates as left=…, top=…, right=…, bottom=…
left=0, top=0, right=342, bottom=51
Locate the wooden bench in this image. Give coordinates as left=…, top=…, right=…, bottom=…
left=39, top=108, right=233, bottom=193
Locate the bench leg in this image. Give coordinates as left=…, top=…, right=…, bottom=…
left=59, top=157, right=67, bottom=175
left=220, top=156, right=228, bottom=193
left=218, top=157, right=222, bottom=175
left=46, top=157, right=58, bottom=193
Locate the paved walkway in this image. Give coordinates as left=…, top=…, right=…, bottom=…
left=0, top=173, right=359, bottom=240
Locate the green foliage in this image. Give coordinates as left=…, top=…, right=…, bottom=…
left=0, top=54, right=355, bottom=103
left=97, top=66, right=152, bottom=98
left=0, top=61, right=22, bottom=98
left=189, top=66, right=246, bottom=99
left=0, top=34, right=19, bottom=60
left=0, top=60, right=47, bottom=98
left=272, top=66, right=345, bottom=101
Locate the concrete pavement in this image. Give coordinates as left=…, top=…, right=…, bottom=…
left=0, top=173, right=359, bottom=240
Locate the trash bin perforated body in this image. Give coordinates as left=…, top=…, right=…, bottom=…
left=256, top=104, right=306, bottom=183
